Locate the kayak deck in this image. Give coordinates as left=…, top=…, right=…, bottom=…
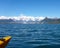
left=0, top=36, right=11, bottom=48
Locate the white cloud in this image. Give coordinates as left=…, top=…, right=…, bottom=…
left=0, top=14, right=45, bottom=21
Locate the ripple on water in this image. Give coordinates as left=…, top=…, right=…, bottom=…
left=0, top=24, right=60, bottom=48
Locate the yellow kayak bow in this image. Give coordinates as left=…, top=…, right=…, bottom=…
left=0, top=36, right=11, bottom=48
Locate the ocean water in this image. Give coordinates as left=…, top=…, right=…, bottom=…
left=0, top=24, right=60, bottom=48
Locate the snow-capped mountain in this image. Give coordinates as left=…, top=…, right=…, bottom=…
left=0, top=16, right=45, bottom=24
left=0, top=16, right=60, bottom=24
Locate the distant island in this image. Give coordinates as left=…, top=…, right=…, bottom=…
left=0, top=17, right=60, bottom=24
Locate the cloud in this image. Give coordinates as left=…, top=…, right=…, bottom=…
left=0, top=14, right=45, bottom=21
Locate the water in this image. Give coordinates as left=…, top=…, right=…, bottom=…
left=0, top=24, right=60, bottom=48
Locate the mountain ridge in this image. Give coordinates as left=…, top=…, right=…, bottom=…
left=0, top=17, right=60, bottom=24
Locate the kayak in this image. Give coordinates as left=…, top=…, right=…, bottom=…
left=0, top=36, right=11, bottom=48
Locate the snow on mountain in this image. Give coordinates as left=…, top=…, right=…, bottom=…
left=0, top=15, right=45, bottom=21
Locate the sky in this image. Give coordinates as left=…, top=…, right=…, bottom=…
left=0, top=0, right=60, bottom=18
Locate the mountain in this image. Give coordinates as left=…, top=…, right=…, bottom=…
left=0, top=19, right=40, bottom=24
left=0, top=19, right=15, bottom=23
left=40, top=17, right=60, bottom=24
left=14, top=19, right=41, bottom=24
left=0, top=17, right=60, bottom=24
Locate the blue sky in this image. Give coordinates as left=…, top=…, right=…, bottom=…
left=0, top=0, right=60, bottom=17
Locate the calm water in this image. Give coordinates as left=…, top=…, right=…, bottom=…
left=0, top=24, right=60, bottom=48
